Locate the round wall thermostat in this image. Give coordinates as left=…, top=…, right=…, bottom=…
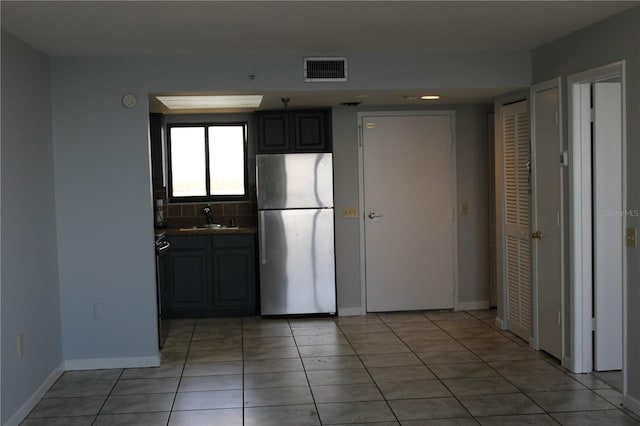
left=122, top=93, right=137, bottom=108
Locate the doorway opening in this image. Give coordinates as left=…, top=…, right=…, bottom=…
left=568, top=62, right=626, bottom=396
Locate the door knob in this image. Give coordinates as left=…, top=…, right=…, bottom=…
left=532, top=231, right=543, bottom=239
left=368, top=212, right=383, bottom=219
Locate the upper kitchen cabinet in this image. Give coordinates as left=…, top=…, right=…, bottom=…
left=293, top=110, right=330, bottom=152
left=257, top=111, right=290, bottom=153
left=149, top=113, right=165, bottom=189
left=257, top=109, right=331, bottom=153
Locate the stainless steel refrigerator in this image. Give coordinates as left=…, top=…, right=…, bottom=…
left=256, top=153, right=336, bottom=315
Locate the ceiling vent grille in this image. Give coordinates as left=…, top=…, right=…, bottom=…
left=304, top=57, right=348, bottom=82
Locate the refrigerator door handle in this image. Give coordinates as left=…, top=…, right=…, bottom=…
left=259, top=211, right=267, bottom=265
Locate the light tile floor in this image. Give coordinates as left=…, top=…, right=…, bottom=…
left=21, top=309, right=640, bottom=425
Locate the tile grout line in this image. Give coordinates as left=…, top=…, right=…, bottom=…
left=431, top=311, right=555, bottom=422
left=241, top=317, right=246, bottom=426
left=287, top=318, right=324, bottom=425
left=166, top=318, right=196, bottom=426
left=384, top=311, right=479, bottom=423
left=90, top=360, right=126, bottom=425
left=445, top=313, right=621, bottom=423
left=336, top=313, right=408, bottom=426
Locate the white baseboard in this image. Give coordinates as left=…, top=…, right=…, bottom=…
left=337, top=306, right=363, bottom=316
left=495, top=316, right=506, bottom=330
left=64, top=355, right=160, bottom=371
left=624, top=393, right=640, bottom=416
left=4, top=362, right=65, bottom=426
left=456, top=301, right=490, bottom=311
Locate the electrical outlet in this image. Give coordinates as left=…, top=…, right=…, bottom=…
left=342, top=207, right=358, bottom=219
left=18, top=334, right=24, bottom=358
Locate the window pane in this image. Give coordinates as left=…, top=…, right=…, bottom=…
left=170, top=127, right=207, bottom=197
left=208, top=126, right=245, bottom=195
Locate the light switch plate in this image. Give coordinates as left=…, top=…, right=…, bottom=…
left=342, top=207, right=358, bottom=218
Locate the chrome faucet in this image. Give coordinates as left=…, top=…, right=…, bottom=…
left=203, top=206, right=214, bottom=224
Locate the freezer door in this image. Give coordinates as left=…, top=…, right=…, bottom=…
left=257, top=153, right=333, bottom=209
left=259, top=208, right=336, bottom=315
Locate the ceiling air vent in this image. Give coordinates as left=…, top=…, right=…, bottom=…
left=304, top=57, right=348, bottom=82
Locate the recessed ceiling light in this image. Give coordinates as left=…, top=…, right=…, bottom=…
left=156, top=95, right=263, bottom=109
left=421, top=95, right=440, bottom=100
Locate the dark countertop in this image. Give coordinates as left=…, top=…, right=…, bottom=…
left=162, top=226, right=257, bottom=236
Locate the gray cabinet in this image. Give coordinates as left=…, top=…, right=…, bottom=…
left=257, top=109, right=331, bottom=153
left=165, top=233, right=257, bottom=317
left=212, top=235, right=256, bottom=315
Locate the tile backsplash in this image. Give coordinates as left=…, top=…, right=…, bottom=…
left=154, top=184, right=257, bottom=229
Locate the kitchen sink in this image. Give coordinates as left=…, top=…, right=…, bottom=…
left=177, top=224, right=242, bottom=231
left=179, top=224, right=224, bottom=231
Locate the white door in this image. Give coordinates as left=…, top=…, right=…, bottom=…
left=531, top=83, right=563, bottom=360
left=502, top=100, right=532, bottom=341
left=593, top=81, right=623, bottom=371
left=362, top=113, right=455, bottom=312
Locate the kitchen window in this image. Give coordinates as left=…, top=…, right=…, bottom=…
left=167, top=122, right=248, bottom=202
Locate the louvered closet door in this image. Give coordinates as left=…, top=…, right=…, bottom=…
left=503, top=100, right=532, bottom=341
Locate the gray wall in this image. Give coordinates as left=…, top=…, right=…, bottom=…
left=532, top=5, right=640, bottom=404
left=47, top=50, right=529, bottom=366
left=1, top=31, right=63, bottom=424
left=332, top=105, right=492, bottom=311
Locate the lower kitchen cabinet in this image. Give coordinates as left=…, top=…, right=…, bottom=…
left=165, top=235, right=212, bottom=316
left=165, top=233, right=257, bottom=317
left=212, top=235, right=256, bottom=315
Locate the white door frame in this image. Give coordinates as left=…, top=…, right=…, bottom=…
left=357, top=110, right=458, bottom=314
left=567, top=61, right=627, bottom=386
left=529, top=78, right=565, bottom=362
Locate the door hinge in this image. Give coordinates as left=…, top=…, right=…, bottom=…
left=358, top=124, right=363, bottom=147
left=590, top=108, right=595, bottom=123
left=555, top=110, right=559, bottom=125
left=557, top=310, right=561, bottom=326
left=591, top=317, right=596, bottom=331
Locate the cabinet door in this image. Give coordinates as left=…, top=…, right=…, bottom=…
left=158, top=252, right=168, bottom=313
left=166, top=236, right=212, bottom=316
left=212, top=234, right=257, bottom=315
left=257, top=112, right=290, bottom=153
left=293, top=110, right=331, bottom=152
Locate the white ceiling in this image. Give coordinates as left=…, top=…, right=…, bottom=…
left=2, top=1, right=637, bottom=110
